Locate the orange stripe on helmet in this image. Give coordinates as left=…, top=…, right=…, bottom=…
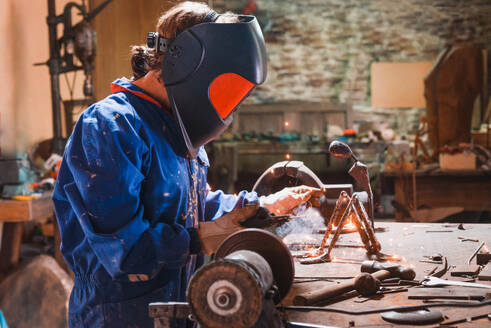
left=208, top=73, right=254, bottom=119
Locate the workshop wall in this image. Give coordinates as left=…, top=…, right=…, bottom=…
left=215, top=0, right=491, bottom=107
left=89, top=0, right=490, bottom=114
left=5, top=0, right=487, bottom=156
left=0, top=0, right=84, bottom=157
left=90, top=0, right=174, bottom=100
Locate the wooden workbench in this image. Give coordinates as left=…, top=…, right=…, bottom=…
left=0, top=193, right=54, bottom=275
left=283, top=222, right=491, bottom=327
left=381, top=170, right=491, bottom=221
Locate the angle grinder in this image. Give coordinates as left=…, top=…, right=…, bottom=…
left=149, top=229, right=295, bottom=328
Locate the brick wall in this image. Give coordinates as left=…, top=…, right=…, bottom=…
left=215, top=0, right=491, bottom=108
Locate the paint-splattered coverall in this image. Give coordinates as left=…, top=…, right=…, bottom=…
left=53, top=78, right=258, bottom=327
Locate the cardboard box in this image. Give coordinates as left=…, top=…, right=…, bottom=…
left=439, top=153, right=476, bottom=171
left=472, top=130, right=490, bottom=149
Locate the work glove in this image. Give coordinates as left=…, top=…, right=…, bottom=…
left=239, top=206, right=291, bottom=228
left=198, top=204, right=260, bottom=255
left=186, top=227, right=202, bottom=255
left=259, top=185, right=323, bottom=215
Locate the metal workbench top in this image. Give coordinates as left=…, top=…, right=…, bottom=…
left=282, top=222, right=491, bottom=327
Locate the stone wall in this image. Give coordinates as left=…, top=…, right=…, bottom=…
left=215, top=0, right=491, bottom=107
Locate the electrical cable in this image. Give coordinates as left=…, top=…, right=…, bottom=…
left=279, top=299, right=491, bottom=315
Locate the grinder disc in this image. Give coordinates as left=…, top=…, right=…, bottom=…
left=187, top=260, right=263, bottom=328
left=215, top=228, right=294, bottom=303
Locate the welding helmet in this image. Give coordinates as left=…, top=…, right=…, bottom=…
left=147, top=11, right=267, bottom=157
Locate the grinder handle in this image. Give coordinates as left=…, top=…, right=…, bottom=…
left=293, top=270, right=391, bottom=306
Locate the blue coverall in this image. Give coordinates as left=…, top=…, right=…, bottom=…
left=53, top=78, right=258, bottom=327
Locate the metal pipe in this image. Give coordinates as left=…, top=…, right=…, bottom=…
left=47, top=0, right=64, bottom=154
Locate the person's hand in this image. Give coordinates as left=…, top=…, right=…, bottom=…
left=259, top=186, right=323, bottom=215
left=197, top=204, right=259, bottom=255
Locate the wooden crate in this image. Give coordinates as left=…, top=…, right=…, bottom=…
left=439, top=153, right=476, bottom=171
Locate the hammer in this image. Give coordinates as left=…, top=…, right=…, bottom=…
left=293, top=261, right=415, bottom=306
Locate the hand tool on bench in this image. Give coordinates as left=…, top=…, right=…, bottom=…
left=381, top=309, right=444, bottom=325
left=421, top=276, right=491, bottom=289
left=431, top=256, right=448, bottom=278
left=438, top=312, right=491, bottom=326
left=293, top=261, right=415, bottom=305
left=361, top=260, right=416, bottom=280
left=408, top=287, right=489, bottom=300
left=468, top=241, right=486, bottom=264
left=418, top=256, right=448, bottom=286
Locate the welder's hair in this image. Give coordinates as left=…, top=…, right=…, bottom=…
left=130, top=1, right=238, bottom=80
left=130, top=46, right=160, bottom=80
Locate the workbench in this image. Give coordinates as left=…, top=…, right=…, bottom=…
left=381, top=170, right=491, bottom=221
left=283, top=221, right=491, bottom=327
left=0, top=193, right=54, bottom=276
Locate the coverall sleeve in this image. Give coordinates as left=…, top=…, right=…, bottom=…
left=204, top=187, right=259, bottom=222
left=60, top=106, right=190, bottom=280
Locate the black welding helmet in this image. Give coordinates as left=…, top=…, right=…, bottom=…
left=147, top=11, right=267, bottom=157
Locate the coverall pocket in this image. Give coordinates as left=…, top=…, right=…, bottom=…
left=102, top=285, right=172, bottom=328
left=68, top=303, right=104, bottom=328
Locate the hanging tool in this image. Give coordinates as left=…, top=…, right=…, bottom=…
left=37, top=0, right=114, bottom=154
left=421, top=276, right=491, bottom=289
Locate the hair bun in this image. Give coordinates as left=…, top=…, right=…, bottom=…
left=131, top=46, right=149, bottom=80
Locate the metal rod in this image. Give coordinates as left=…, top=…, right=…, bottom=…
left=279, top=299, right=491, bottom=315
left=468, top=241, right=486, bottom=265
left=325, top=196, right=355, bottom=258
left=439, top=312, right=490, bottom=326
left=412, top=170, right=417, bottom=209
left=353, top=196, right=380, bottom=253
left=294, top=276, right=354, bottom=280
left=47, top=0, right=64, bottom=154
